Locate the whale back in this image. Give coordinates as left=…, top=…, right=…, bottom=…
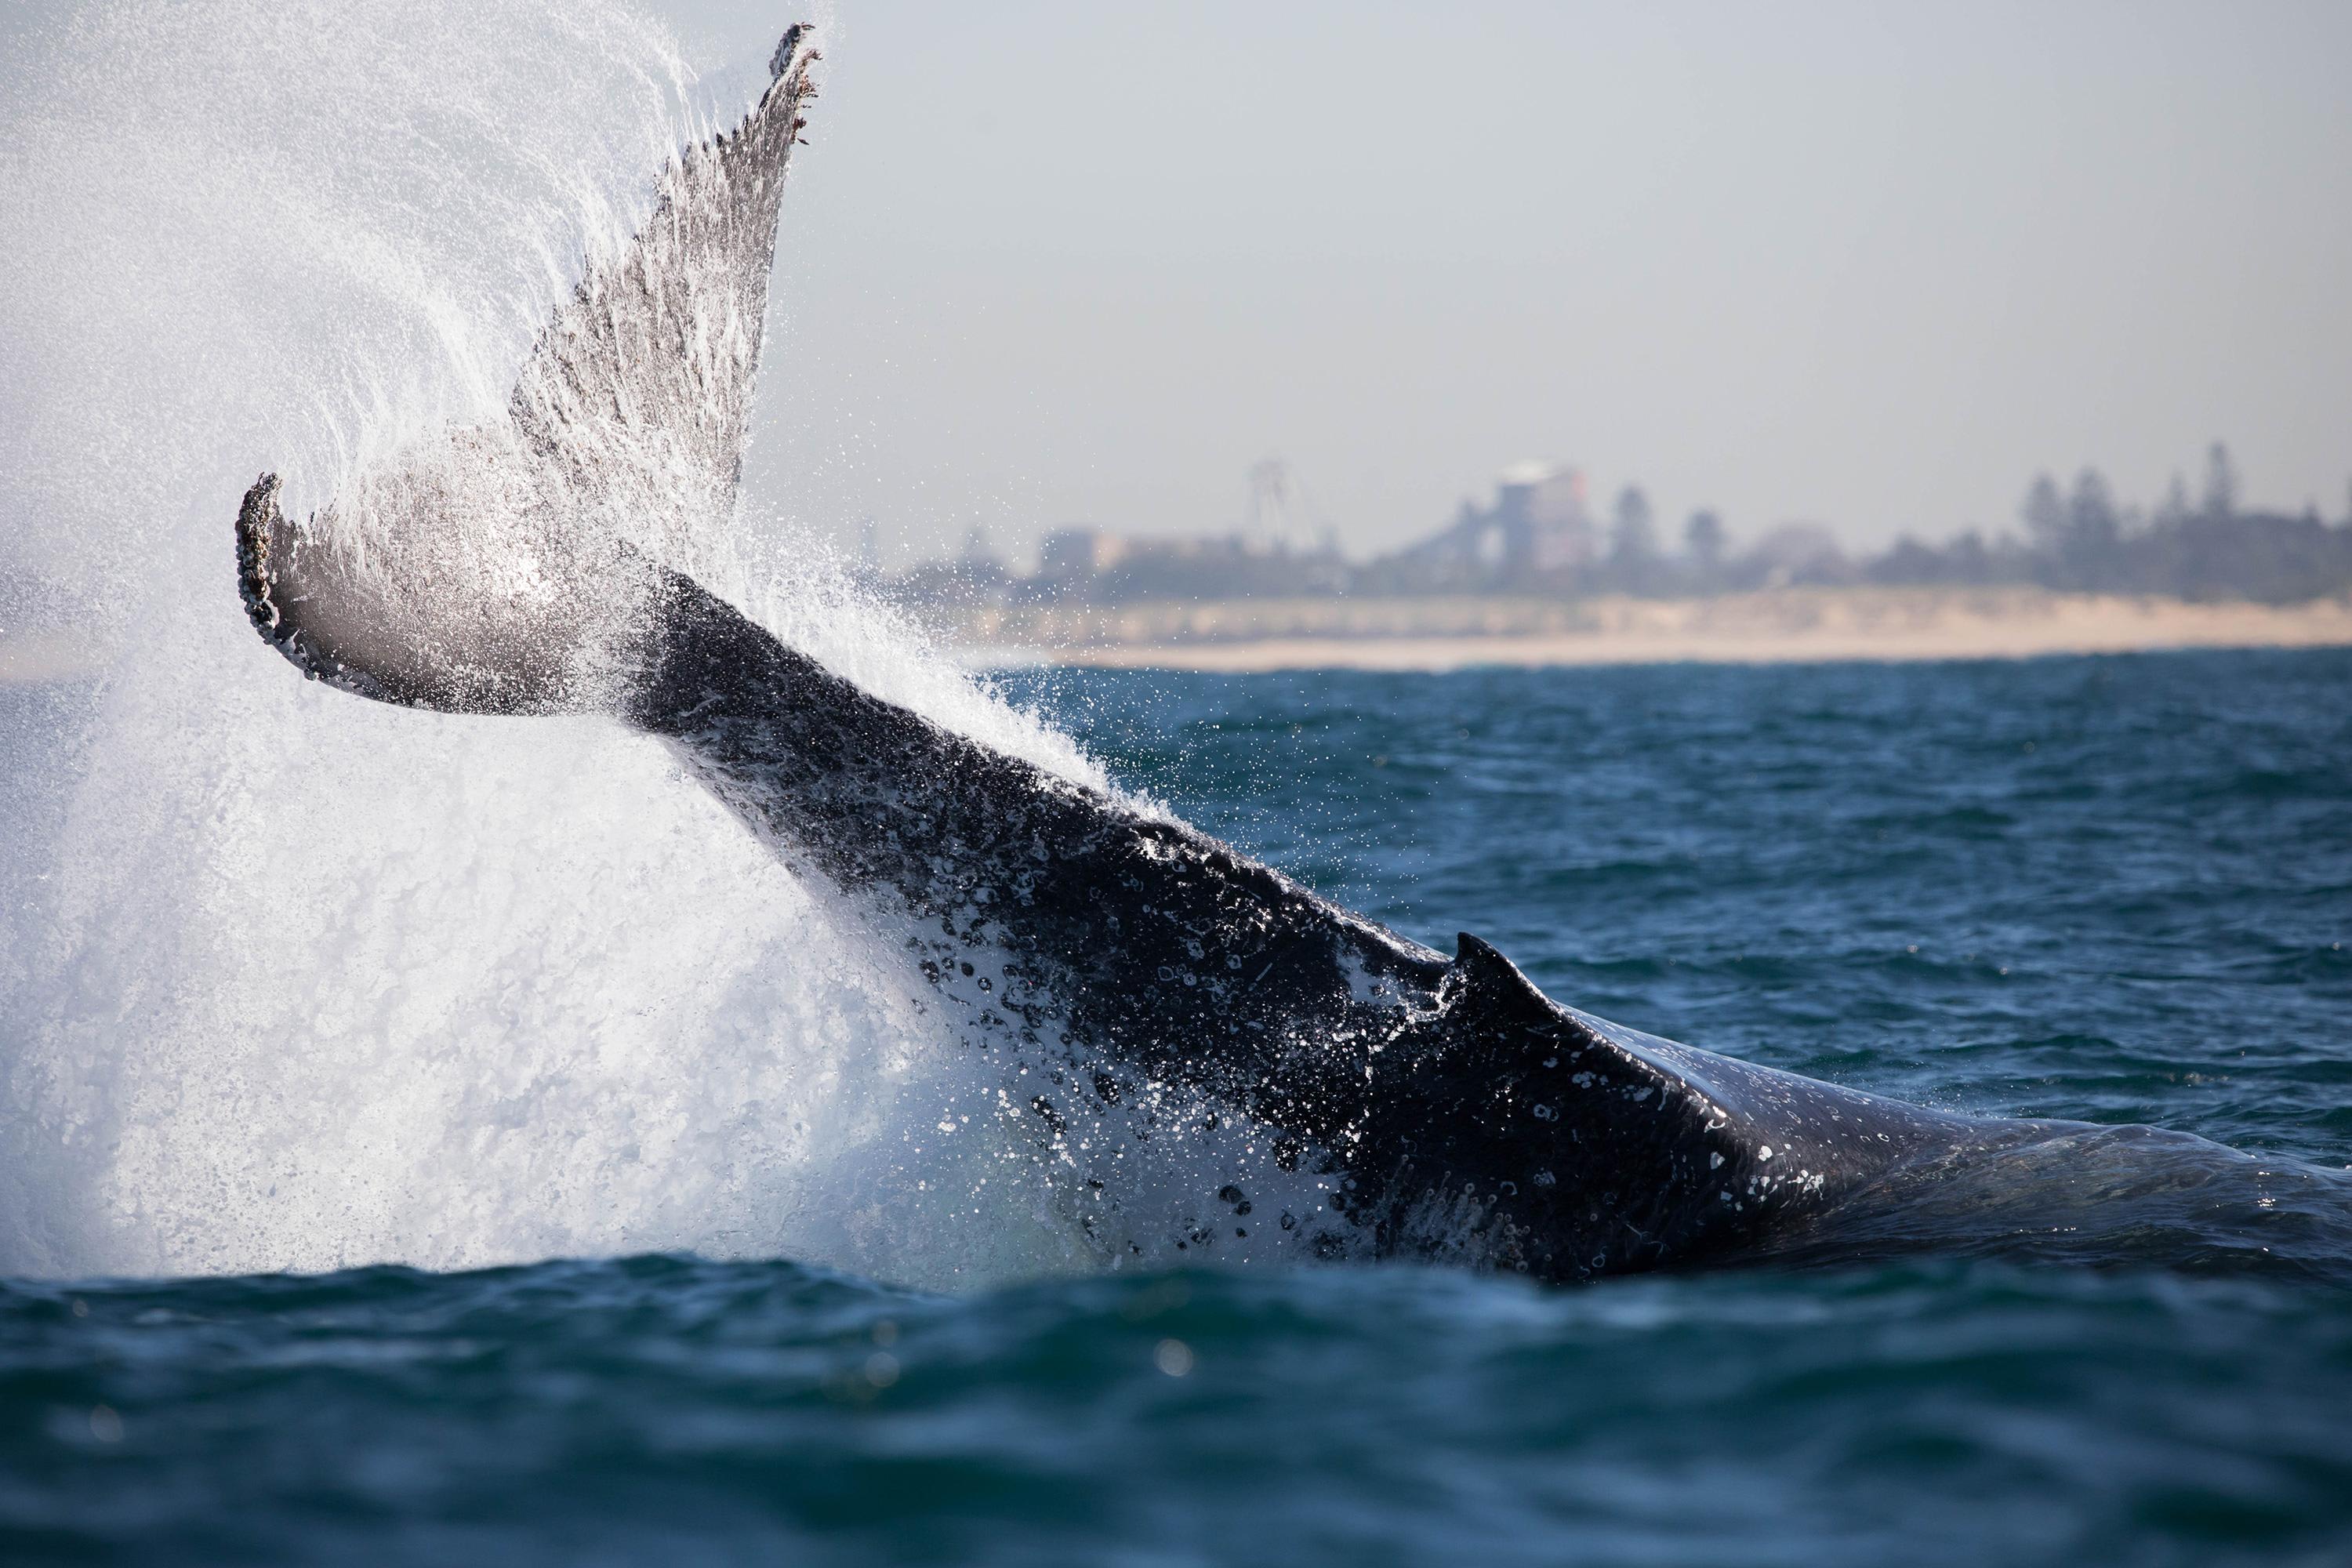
left=624, top=575, right=2078, bottom=1279
left=1361, top=935, right=2032, bottom=1277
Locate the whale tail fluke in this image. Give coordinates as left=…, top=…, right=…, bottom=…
left=234, top=468, right=650, bottom=715
left=231, top=26, right=820, bottom=716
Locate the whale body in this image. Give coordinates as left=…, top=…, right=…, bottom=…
left=229, top=27, right=2350, bottom=1282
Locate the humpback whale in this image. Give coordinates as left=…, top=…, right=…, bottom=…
left=230, top=27, right=2348, bottom=1283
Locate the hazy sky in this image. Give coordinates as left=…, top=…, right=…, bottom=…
left=9, top=1, right=2347, bottom=569
left=640, top=0, right=2349, bottom=566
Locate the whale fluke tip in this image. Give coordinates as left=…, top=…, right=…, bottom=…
left=231, top=470, right=401, bottom=703
left=235, top=472, right=289, bottom=641
left=770, top=24, right=813, bottom=81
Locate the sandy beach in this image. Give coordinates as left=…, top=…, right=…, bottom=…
left=956, top=587, right=2352, bottom=673
left=10, top=588, right=2352, bottom=686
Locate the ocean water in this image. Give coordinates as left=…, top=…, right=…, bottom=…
left=4, top=648, right=2350, bottom=1566
left=9, top=2, right=2347, bottom=1559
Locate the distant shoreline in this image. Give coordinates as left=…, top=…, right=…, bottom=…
left=11, top=589, right=2352, bottom=686
left=956, top=587, right=2352, bottom=673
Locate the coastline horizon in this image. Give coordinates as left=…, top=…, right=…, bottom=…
left=947, top=584, right=2352, bottom=673
left=16, top=585, right=2352, bottom=686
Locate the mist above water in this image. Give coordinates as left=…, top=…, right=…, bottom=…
left=0, top=0, right=1112, bottom=1287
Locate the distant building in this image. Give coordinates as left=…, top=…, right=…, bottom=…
left=1038, top=526, right=1129, bottom=585
left=1376, top=461, right=1595, bottom=589
left=1742, top=523, right=1851, bottom=588
left=960, top=524, right=1004, bottom=572
left=871, top=441, right=2352, bottom=611
left=1499, top=462, right=1597, bottom=572
left=912, top=522, right=1344, bottom=605
left=1088, top=532, right=1345, bottom=602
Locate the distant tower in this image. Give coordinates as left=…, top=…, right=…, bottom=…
left=2201, top=441, right=2239, bottom=521
left=1684, top=509, right=1726, bottom=569
left=1248, top=457, right=1297, bottom=550
left=1494, top=460, right=1593, bottom=572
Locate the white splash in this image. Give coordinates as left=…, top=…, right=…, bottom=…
left=0, top=0, right=1105, bottom=1288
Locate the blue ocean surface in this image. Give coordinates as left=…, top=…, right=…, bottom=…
left=5, top=648, right=2350, bottom=1565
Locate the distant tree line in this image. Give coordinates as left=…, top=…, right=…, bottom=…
left=1864, top=444, right=2349, bottom=604
left=1406, top=441, right=2352, bottom=605
left=872, top=441, right=2352, bottom=608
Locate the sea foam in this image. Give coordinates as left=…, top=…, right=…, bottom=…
left=0, top=0, right=1106, bottom=1287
